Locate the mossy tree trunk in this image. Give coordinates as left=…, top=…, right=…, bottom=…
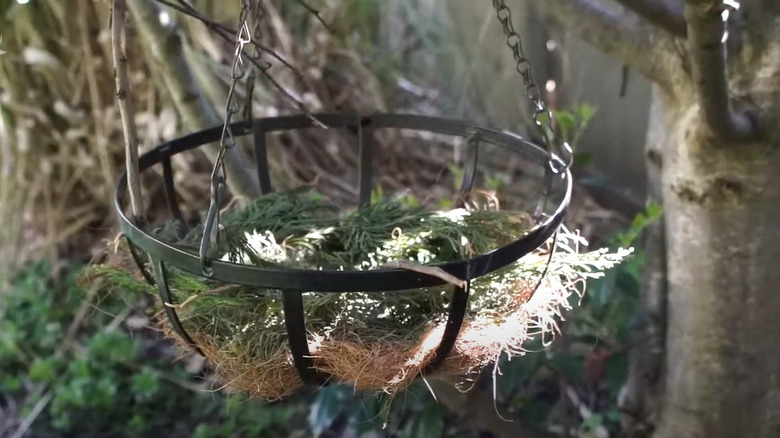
left=532, top=1, right=780, bottom=437
left=655, top=70, right=780, bottom=438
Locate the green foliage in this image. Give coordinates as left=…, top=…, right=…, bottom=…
left=552, top=104, right=597, bottom=147
left=0, top=207, right=646, bottom=437
left=309, top=385, right=351, bottom=437
left=616, top=201, right=663, bottom=247
left=553, top=104, right=598, bottom=166
left=0, top=261, right=307, bottom=438
left=488, top=202, right=663, bottom=435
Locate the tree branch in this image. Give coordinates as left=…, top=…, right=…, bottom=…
left=682, top=0, right=759, bottom=142
left=127, top=0, right=260, bottom=200
left=615, top=0, right=687, bottom=38
left=112, top=0, right=144, bottom=220
left=530, top=0, right=678, bottom=90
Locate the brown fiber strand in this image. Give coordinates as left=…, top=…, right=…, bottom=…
left=163, top=278, right=559, bottom=400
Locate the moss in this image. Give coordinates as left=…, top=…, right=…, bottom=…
left=671, top=177, right=748, bottom=206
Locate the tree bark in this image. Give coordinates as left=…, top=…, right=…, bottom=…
left=531, top=1, right=780, bottom=437
left=618, top=87, right=668, bottom=437
left=528, top=0, right=681, bottom=90
left=654, top=85, right=780, bottom=438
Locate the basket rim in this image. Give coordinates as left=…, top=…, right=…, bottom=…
left=115, top=112, right=572, bottom=292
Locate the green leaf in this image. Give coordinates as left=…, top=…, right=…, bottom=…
left=605, top=353, right=629, bottom=395
left=617, top=202, right=664, bottom=246
left=550, top=355, right=585, bottom=382
left=574, top=151, right=593, bottom=167
left=309, top=385, right=349, bottom=437
left=30, top=357, right=59, bottom=383
left=87, top=331, right=136, bottom=363
left=193, top=424, right=214, bottom=438
left=350, top=393, right=384, bottom=434
left=371, top=185, right=385, bottom=204
left=554, top=111, right=577, bottom=136
left=576, top=104, right=597, bottom=127
left=0, top=376, right=22, bottom=392
left=404, top=404, right=445, bottom=438
left=581, top=413, right=604, bottom=432
left=129, top=414, right=147, bottom=432
left=131, top=369, right=160, bottom=397
left=68, top=358, right=90, bottom=379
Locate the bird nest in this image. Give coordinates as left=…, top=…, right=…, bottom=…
left=94, top=189, right=631, bottom=400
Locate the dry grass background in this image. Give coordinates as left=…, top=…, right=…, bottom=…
left=0, top=0, right=616, bottom=272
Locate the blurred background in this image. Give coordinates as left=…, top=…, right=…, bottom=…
left=0, top=0, right=656, bottom=437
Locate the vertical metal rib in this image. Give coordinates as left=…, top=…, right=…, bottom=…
left=282, top=290, right=329, bottom=386
left=533, top=164, right=555, bottom=223
left=253, top=120, right=273, bottom=194
left=422, top=281, right=470, bottom=374
left=152, top=260, right=204, bottom=357
left=125, top=235, right=155, bottom=285
left=455, top=134, right=480, bottom=208
left=162, top=157, right=185, bottom=226
left=357, top=117, right=374, bottom=208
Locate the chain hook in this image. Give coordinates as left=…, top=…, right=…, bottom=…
left=491, top=0, right=573, bottom=172
left=199, top=0, right=253, bottom=276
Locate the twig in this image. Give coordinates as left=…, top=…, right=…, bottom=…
left=158, top=0, right=302, bottom=79
left=80, top=0, right=116, bottom=195
left=112, top=0, right=143, bottom=220
left=615, top=0, right=687, bottom=37
left=295, top=0, right=335, bottom=35
left=563, top=384, right=609, bottom=438
left=10, top=392, right=53, bottom=438
left=383, top=260, right=466, bottom=289
left=682, top=0, right=759, bottom=142
left=127, top=0, right=261, bottom=199
left=152, top=0, right=327, bottom=128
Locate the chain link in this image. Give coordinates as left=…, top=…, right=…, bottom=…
left=491, top=0, right=573, bottom=171
left=198, top=0, right=566, bottom=274
left=199, top=0, right=253, bottom=276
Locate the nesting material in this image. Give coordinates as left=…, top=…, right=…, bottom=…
left=97, top=190, right=631, bottom=400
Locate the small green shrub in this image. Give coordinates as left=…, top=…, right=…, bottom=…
left=0, top=261, right=307, bottom=438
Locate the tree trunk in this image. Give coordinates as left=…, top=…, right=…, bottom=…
left=619, top=87, right=668, bottom=437
left=653, top=63, right=780, bottom=437
left=530, top=2, right=780, bottom=436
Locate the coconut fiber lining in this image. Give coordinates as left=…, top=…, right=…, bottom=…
left=94, top=189, right=631, bottom=400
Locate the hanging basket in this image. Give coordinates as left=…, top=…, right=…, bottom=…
left=114, top=112, right=573, bottom=398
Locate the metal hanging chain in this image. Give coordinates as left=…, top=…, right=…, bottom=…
left=199, top=0, right=253, bottom=276
left=491, top=0, right=573, bottom=171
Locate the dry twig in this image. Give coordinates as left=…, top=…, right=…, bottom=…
left=112, top=0, right=144, bottom=219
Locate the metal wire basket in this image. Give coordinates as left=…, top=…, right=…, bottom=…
left=115, top=112, right=572, bottom=386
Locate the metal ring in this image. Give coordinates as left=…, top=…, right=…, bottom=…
left=116, top=113, right=571, bottom=293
